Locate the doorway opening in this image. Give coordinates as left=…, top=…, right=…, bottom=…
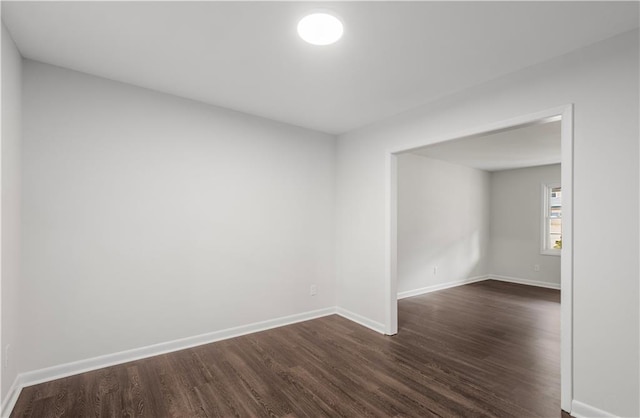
left=384, top=105, right=573, bottom=412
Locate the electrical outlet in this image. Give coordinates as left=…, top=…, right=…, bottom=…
left=433, top=266, right=438, bottom=275
left=533, top=264, right=540, bottom=272
left=310, top=284, right=317, bottom=296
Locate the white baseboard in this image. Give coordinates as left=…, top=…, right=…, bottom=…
left=336, top=307, right=386, bottom=334
left=1, top=376, right=22, bottom=418
left=571, top=400, right=617, bottom=418
left=0, top=276, right=564, bottom=418
left=0, top=305, right=388, bottom=417
left=0, top=306, right=337, bottom=417
left=397, top=275, right=489, bottom=299
left=487, top=274, right=561, bottom=290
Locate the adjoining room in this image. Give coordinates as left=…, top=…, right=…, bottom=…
left=397, top=120, right=562, bottom=297
left=395, top=119, right=562, bottom=416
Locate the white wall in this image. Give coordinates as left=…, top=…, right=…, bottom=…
left=1, top=22, right=22, bottom=404
left=490, top=164, right=561, bottom=286
left=21, top=60, right=336, bottom=373
left=397, top=154, right=490, bottom=295
left=336, top=29, right=639, bottom=416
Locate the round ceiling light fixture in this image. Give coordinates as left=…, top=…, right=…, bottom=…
left=297, top=12, right=343, bottom=46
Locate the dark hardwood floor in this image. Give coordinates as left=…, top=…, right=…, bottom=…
left=11, top=280, right=562, bottom=417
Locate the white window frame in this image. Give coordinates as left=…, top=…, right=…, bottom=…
left=541, top=182, right=561, bottom=256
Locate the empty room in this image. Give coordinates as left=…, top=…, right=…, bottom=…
left=1, top=2, right=638, bottom=418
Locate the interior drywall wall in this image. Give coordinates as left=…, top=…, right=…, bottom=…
left=397, top=153, right=490, bottom=294
left=336, top=29, right=639, bottom=416
left=21, top=60, right=336, bottom=373
left=490, top=164, right=561, bottom=285
left=1, top=21, right=22, bottom=403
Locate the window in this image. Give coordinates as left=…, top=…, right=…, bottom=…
left=542, top=183, right=561, bottom=256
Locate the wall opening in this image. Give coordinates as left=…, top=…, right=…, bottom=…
left=385, top=105, right=573, bottom=412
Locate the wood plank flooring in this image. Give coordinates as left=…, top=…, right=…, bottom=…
left=11, top=280, right=562, bottom=417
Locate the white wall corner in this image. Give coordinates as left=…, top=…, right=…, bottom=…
left=336, top=307, right=386, bottom=334
left=397, top=275, right=489, bottom=299
left=1, top=376, right=22, bottom=418
left=487, top=274, right=561, bottom=290
left=571, top=400, right=618, bottom=418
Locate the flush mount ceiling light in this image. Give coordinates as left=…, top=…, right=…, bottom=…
left=297, top=12, right=343, bottom=46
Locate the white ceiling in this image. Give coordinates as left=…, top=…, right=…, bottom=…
left=409, top=120, right=561, bottom=172
left=2, top=2, right=638, bottom=134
